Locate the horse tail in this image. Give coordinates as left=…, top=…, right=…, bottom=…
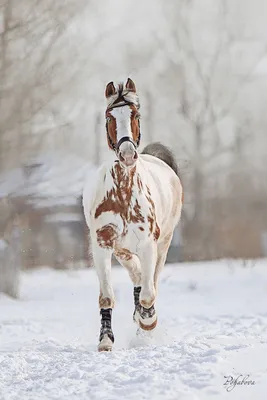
left=141, top=142, right=179, bottom=177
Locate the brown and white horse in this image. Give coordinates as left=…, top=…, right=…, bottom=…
left=83, top=78, right=183, bottom=351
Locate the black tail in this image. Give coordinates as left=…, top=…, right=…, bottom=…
left=141, top=142, right=179, bottom=176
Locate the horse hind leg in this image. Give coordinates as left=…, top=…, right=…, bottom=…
left=154, top=233, right=173, bottom=293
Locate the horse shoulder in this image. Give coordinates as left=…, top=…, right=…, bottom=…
left=83, top=164, right=109, bottom=226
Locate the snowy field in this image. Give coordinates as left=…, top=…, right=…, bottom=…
left=0, top=260, right=267, bottom=400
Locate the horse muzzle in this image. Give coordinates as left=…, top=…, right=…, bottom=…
left=117, top=137, right=138, bottom=167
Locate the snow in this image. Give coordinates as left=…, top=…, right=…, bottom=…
left=0, top=260, right=267, bottom=400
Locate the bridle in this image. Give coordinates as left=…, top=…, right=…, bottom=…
left=105, top=100, right=141, bottom=153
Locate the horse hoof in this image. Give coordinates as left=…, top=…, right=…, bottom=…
left=98, top=334, right=113, bottom=352
left=98, top=346, right=112, bottom=352
left=139, top=317, right=157, bottom=331
left=134, top=304, right=157, bottom=331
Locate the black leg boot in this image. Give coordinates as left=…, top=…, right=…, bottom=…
left=98, top=308, right=114, bottom=351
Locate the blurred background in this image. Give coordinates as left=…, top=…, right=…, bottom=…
left=1, top=0, right=267, bottom=296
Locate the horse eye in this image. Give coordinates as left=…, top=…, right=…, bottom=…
left=135, top=114, right=140, bottom=120
left=106, top=116, right=111, bottom=123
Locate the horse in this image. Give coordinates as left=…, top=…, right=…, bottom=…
left=83, top=78, right=183, bottom=351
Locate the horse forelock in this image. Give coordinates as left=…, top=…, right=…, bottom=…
left=106, top=82, right=140, bottom=109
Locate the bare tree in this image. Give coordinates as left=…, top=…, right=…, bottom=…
left=0, top=0, right=89, bottom=171
left=151, top=0, right=267, bottom=259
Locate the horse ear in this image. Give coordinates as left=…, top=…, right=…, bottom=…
left=105, top=82, right=116, bottom=98
left=125, top=78, right=136, bottom=93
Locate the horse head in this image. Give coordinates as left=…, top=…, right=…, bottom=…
left=105, top=78, right=141, bottom=168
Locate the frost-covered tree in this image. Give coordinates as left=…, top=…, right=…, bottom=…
left=0, top=211, right=22, bottom=298
left=0, top=0, right=90, bottom=171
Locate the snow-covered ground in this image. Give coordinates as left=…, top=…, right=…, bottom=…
left=0, top=260, right=267, bottom=400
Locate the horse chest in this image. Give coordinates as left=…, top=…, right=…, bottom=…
left=94, top=181, right=159, bottom=251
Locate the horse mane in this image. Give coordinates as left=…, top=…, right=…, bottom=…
left=106, top=82, right=140, bottom=109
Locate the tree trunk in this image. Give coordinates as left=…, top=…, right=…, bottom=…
left=0, top=225, right=21, bottom=298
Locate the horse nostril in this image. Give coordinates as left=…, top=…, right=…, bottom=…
left=119, top=152, right=125, bottom=162
left=118, top=150, right=138, bottom=165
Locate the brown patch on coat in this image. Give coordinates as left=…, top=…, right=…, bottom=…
left=114, top=248, right=133, bottom=261
left=139, top=226, right=144, bottom=231
left=105, top=111, right=117, bottom=150
left=129, top=104, right=140, bottom=143
left=131, top=200, right=145, bottom=224
left=95, top=164, right=145, bottom=236
left=147, top=215, right=154, bottom=234
left=99, top=294, right=114, bottom=309
left=145, top=185, right=160, bottom=241
left=154, top=223, right=160, bottom=241
left=137, top=175, right=143, bottom=193
left=96, top=223, right=118, bottom=249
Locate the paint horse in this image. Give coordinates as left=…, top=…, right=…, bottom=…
left=83, top=78, right=183, bottom=351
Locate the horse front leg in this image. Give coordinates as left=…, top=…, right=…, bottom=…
left=92, top=245, right=115, bottom=352
left=134, top=242, right=158, bottom=331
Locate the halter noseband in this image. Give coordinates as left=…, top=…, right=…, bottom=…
left=106, top=100, right=141, bottom=153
